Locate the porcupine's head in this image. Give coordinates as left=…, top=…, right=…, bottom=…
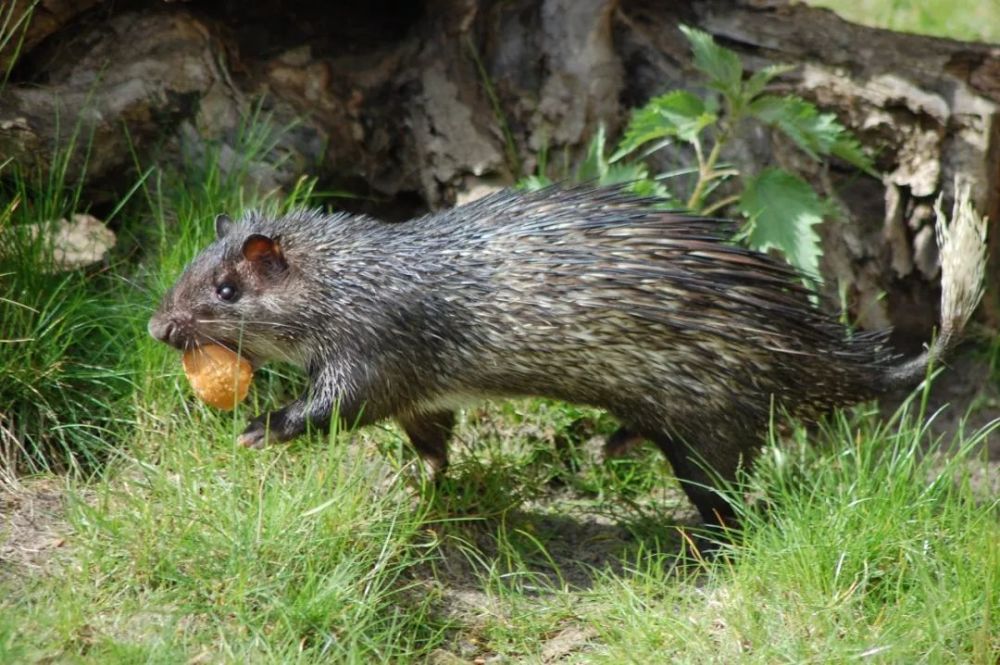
left=148, top=213, right=313, bottom=368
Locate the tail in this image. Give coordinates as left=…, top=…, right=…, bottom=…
left=882, top=179, right=988, bottom=388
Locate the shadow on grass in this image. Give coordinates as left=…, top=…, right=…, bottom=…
left=409, top=459, right=705, bottom=594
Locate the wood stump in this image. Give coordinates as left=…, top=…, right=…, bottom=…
left=3, top=0, right=999, bottom=342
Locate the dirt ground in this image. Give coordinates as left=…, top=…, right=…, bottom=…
left=0, top=477, right=73, bottom=583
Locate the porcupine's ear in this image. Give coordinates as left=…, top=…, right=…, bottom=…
left=215, top=214, right=234, bottom=239
left=242, top=234, right=287, bottom=275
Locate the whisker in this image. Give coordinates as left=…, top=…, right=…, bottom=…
left=189, top=329, right=267, bottom=361
left=198, top=318, right=300, bottom=331
left=198, top=331, right=231, bottom=352
left=243, top=320, right=300, bottom=330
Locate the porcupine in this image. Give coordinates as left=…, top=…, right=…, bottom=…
left=147, top=185, right=987, bottom=531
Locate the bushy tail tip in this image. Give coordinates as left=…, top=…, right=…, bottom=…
left=883, top=178, right=988, bottom=387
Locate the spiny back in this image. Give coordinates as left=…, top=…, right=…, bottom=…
left=429, top=187, right=897, bottom=365
left=238, top=186, right=901, bottom=417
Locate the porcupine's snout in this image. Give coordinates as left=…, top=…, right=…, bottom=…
left=148, top=310, right=196, bottom=350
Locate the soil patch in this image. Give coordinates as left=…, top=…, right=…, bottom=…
left=0, top=478, right=73, bottom=582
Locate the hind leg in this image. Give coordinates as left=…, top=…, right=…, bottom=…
left=647, top=430, right=755, bottom=531
left=398, top=410, right=455, bottom=478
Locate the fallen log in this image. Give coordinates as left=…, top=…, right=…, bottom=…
left=1, top=0, right=997, bottom=338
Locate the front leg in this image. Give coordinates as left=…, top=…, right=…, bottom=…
left=238, top=363, right=368, bottom=449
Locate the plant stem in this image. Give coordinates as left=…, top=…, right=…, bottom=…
left=466, top=37, right=522, bottom=179
left=686, top=136, right=724, bottom=212
left=701, top=194, right=741, bottom=217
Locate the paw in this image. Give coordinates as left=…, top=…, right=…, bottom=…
left=238, top=418, right=272, bottom=449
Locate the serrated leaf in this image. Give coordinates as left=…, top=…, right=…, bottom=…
left=749, top=95, right=874, bottom=172
left=749, top=95, right=831, bottom=160
left=738, top=168, right=827, bottom=279
left=680, top=25, right=743, bottom=96
left=743, top=64, right=796, bottom=100
left=831, top=134, right=878, bottom=175
left=612, top=91, right=715, bottom=160
left=612, top=106, right=674, bottom=161
left=659, top=92, right=714, bottom=142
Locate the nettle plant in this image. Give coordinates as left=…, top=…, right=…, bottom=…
left=524, top=26, right=876, bottom=279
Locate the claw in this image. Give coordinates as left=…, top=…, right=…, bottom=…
left=238, top=421, right=269, bottom=449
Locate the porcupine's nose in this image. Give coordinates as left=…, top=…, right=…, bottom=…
left=147, top=314, right=173, bottom=344
left=148, top=313, right=189, bottom=349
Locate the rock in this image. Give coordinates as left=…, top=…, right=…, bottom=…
left=1, top=213, right=116, bottom=272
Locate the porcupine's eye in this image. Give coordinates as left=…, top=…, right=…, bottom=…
left=216, top=282, right=239, bottom=302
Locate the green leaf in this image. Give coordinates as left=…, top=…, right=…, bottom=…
left=613, top=105, right=670, bottom=161
left=749, top=95, right=874, bottom=172
left=576, top=124, right=608, bottom=182
left=680, top=25, right=743, bottom=96
left=612, top=91, right=715, bottom=160
left=738, top=168, right=828, bottom=279
left=743, top=64, right=796, bottom=100
left=517, top=174, right=553, bottom=191
left=831, top=135, right=878, bottom=176
left=601, top=163, right=678, bottom=205
left=600, top=162, right=651, bottom=187
left=626, top=179, right=677, bottom=204
left=749, top=95, right=831, bottom=160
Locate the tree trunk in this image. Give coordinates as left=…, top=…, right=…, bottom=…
left=2, top=0, right=998, bottom=343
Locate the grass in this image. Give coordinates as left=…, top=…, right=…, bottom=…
left=585, top=403, right=999, bottom=663
left=1, top=0, right=35, bottom=86
left=4, top=389, right=994, bottom=661
left=803, top=0, right=1000, bottom=43
left=2, top=137, right=997, bottom=659
left=41, top=425, right=442, bottom=662
left=2, top=11, right=999, bottom=657
left=0, top=130, right=139, bottom=473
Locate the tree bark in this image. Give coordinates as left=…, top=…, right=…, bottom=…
left=0, top=0, right=102, bottom=74
left=1, top=0, right=997, bottom=341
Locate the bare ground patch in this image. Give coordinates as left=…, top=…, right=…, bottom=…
left=0, top=477, right=74, bottom=583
